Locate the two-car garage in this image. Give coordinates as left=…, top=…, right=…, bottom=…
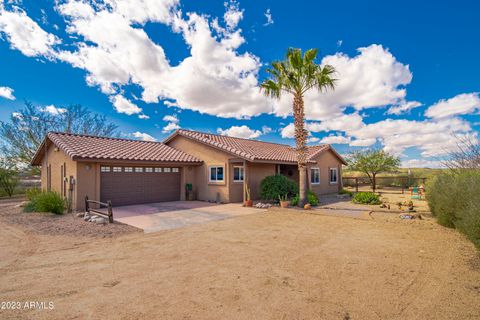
left=100, top=165, right=181, bottom=206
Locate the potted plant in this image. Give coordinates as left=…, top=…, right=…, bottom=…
left=279, top=194, right=290, bottom=208
left=244, top=184, right=253, bottom=207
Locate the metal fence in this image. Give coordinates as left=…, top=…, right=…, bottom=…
left=342, top=176, right=427, bottom=193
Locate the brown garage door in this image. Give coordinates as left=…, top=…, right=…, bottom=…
left=100, top=166, right=181, bottom=206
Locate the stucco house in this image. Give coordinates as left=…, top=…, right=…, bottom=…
left=31, top=129, right=347, bottom=211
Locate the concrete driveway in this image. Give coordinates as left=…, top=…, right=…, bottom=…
left=108, top=201, right=264, bottom=233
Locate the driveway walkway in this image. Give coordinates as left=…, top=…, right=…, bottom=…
left=107, top=201, right=264, bottom=233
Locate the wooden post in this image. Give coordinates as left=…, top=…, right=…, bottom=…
left=422, top=178, right=426, bottom=185
left=85, top=196, right=89, bottom=213
left=401, top=177, right=405, bottom=194
left=355, top=177, right=358, bottom=193
left=107, top=200, right=113, bottom=223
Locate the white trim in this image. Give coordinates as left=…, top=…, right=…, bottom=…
left=209, top=165, right=225, bottom=182
left=233, top=166, right=244, bottom=182
left=310, top=167, right=320, bottom=185
left=329, top=167, right=338, bottom=184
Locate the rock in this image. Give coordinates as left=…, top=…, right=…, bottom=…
left=83, top=215, right=91, bottom=221
left=95, top=217, right=107, bottom=224
left=304, top=203, right=311, bottom=210
left=76, top=212, right=85, bottom=218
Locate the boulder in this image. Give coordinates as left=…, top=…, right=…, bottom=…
left=304, top=203, right=312, bottom=210
left=95, top=217, right=107, bottom=224
left=83, top=215, right=91, bottom=221
left=76, top=212, right=85, bottom=218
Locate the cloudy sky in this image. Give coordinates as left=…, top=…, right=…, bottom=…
left=0, top=0, right=479, bottom=167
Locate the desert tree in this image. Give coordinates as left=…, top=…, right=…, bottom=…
left=260, top=48, right=336, bottom=206
left=0, top=102, right=118, bottom=169
left=347, top=149, right=400, bottom=192
left=444, top=135, right=480, bottom=171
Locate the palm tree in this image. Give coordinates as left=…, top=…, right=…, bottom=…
left=260, top=48, right=336, bottom=207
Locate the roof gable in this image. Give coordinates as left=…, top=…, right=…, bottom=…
left=31, top=132, right=202, bottom=165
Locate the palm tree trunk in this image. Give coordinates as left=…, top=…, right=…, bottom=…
left=293, top=93, right=308, bottom=207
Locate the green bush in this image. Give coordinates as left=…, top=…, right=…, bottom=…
left=24, top=191, right=65, bottom=215
left=25, top=187, right=41, bottom=201
left=339, top=188, right=353, bottom=197
left=0, top=168, right=19, bottom=198
left=352, top=192, right=381, bottom=205
left=307, top=190, right=319, bottom=206
left=426, top=171, right=480, bottom=248
left=290, top=190, right=319, bottom=206
left=260, top=175, right=298, bottom=201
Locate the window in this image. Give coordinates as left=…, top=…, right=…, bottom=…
left=101, top=166, right=110, bottom=172
left=329, top=168, right=338, bottom=184
left=310, top=168, right=320, bottom=184
left=154, top=167, right=162, bottom=173
left=164, top=168, right=171, bottom=173
left=124, top=167, right=133, bottom=172
left=233, top=166, right=244, bottom=182
left=145, top=167, right=153, bottom=173
left=113, top=166, right=122, bottom=172
left=172, top=168, right=179, bottom=173
left=135, top=167, right=143, bottom=173
left=209, top=166, right=224, bottom=182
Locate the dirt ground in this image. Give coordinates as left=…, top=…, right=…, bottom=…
left=0, top=199, right=479, bottom=320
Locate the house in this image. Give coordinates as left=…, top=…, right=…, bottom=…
left=31, top=130, right=347, bottom=211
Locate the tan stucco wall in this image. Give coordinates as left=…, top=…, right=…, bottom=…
left=246, top=162, right=276, bottom=200
left=40, top=144, right=77, bottom=209
left=75, top=162, right=100, bottom=211
left=167, top=136, right=232, bottom=203
left=307, top=150, right=343, bottom=195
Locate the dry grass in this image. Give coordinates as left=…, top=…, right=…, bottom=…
left=0, top=200, right=479, bottom=320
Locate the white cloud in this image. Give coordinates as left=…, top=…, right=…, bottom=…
left=280, top=123, right=295, bottom=138
left=307, top=137, right=320, bottom=143
left=320, top=135, right=351, bottom=144
left=223, top=0, right=243, bottom=30
left=131, top=131, right=156, bottom=141
left=387, top=100, right=422, bottom=115
left=261, top=125, right=272, bottom=134
left=41, top=104, right=66, bottom=115
left=162, top=122, right=180, bottom=133
left=273, top=45, right=414, bottom=121
left=138, top=114, right=149, bottom=119
left=161, top=114, right=180, bottom=133
left=217, top=125, right=262, bottom=139
left=109, top=94, right=142, bottom=115
left=425, top=92, right=480, bottom=119
left=162, top=114, right=179, bottom=123
left=401, top=159, right=444, bottom=169
left=0, top=5, right=60, bottom=58
left=11, top=111, right=22, bottom=119
left=0, top=86, right=15, bottom=100
left=263, top=8, right=273, bottom=26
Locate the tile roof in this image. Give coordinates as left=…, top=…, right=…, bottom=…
left=31, top=132, right=202, bottom=165
left=165, top=129, right=346, bottom=164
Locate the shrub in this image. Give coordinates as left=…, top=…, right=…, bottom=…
left=0, top=168, right=19, bottom=197
left=24, top=191, right=65, bottom=215
left=290, top=190, right=319, bottom=206
left=25, top=187, right=41, bottom=201
left=307, top=190, right=319, bottom=206
left=352, top=192, right=381, bottom=205
left=260, top=175, right=298, bottom=201
left=339, top=188, right=353, bottom=197
left=426, top=171, right=480, bottom=248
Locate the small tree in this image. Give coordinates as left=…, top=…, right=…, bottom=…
left=347, top=149, right=400, bottom=192
left=0, top=168, right=19, bottom=197
left=0, top=102, right=119, bottom=169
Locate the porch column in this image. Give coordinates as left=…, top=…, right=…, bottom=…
left=243, top=160, right=247, bottom=202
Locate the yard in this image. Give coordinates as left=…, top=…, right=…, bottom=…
left=0, top=198, right=479, bottom=319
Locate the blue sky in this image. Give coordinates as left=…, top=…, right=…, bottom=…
left=0, top=0, right=479, bottom=167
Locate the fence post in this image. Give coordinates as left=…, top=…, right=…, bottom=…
left=85, top=196, right=89, bottom=213
left=107, top=200, right=113, bottom=223
left=355, top=177, right=358, bottom=193
left=422, top=178, right=426, bottom=185
left=401, top=177, right=405, bottom=194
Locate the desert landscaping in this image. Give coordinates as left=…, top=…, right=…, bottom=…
left=1, top=197, right=479, bottom=320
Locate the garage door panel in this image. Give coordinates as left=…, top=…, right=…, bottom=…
left=101, top=167, right=181, bottom=206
